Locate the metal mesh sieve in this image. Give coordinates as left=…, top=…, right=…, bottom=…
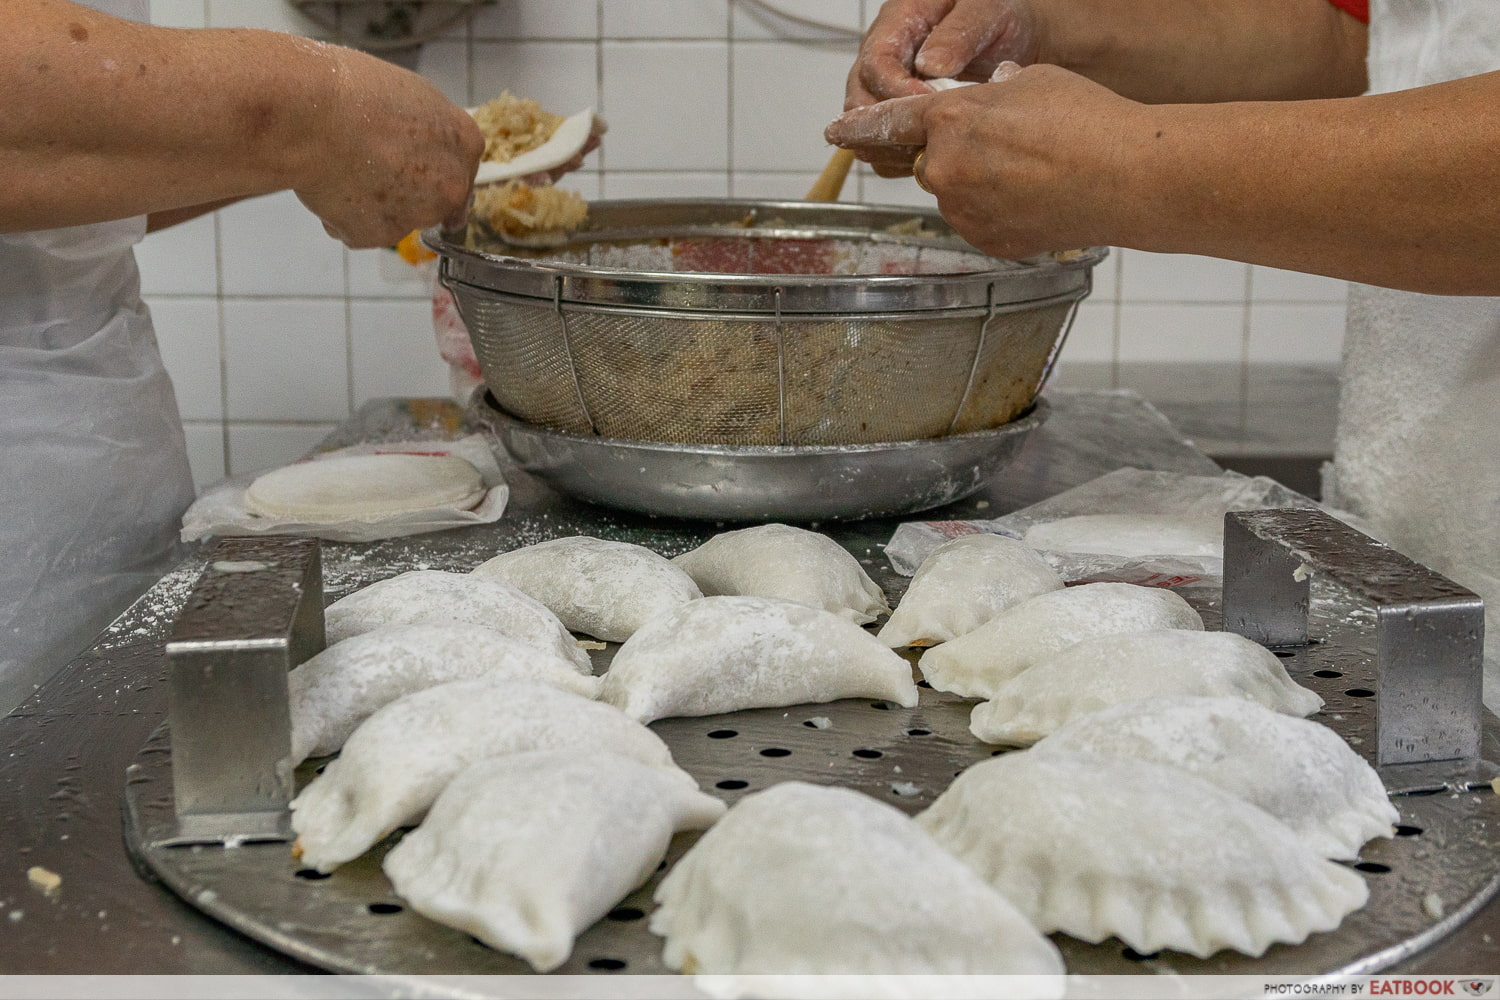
left=429, top=200, right=1105, bottom=447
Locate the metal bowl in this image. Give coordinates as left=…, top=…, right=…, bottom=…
left=468, top=390, right=1048, bottom=522
left=428, top=200, right=1102, bottom=447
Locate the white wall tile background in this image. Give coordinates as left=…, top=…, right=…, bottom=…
left=139, top=0, right=1348, bottom=486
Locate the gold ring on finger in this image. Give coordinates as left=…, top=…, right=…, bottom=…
left=912, top=148, right=933, bottom=194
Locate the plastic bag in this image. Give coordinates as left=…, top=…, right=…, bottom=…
left=180, top=435, right=508, bottom=543
left=885, top=467, right=1318, bottom=586
left=432, top=276, right=484, bottom=405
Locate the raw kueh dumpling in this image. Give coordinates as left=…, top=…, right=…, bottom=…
left=1033, top=696, right=1398, bottom=860
left=919, top=582, right=1203, bottom=699
left=651, top=782, right=1065, bottom=997
left=244, top=453, right=485, bottom=521
left=384, top=750, right=725, bottom=972
left=471, top=535, right=702, bottom=642
left=322, top=569, right=592, bottom=671
left=877, top=534, right=1064, bottom=648
left=918, top=751, right=1369, bottom=958
left=969, top=629, right=1324, bottom=745
left=287, top=623, right=601, bottom=766
left=1023, top=512, right=1222, bottom=558
left=290, top=678, right=677, bottom=871
left=672, top=524, right=889, bottom=625
left=599, top=596, right=918, bottom=724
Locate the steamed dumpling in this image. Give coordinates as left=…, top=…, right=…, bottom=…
left=600, top=596, right=918, bottom=724
left=876, top=534, right=1064, bottom=649
left=918, top=751, right=1369, bottom=958
left=384, top=750, right=725, bottom=972
left=651, top=782, right=1065, bottom=996
left=1033, top=696, right=1398, bottom=860
left=287, top=623, right=600, bottom=766
left=290, top=678, right=676, bottom=871
left=471, top=536, right=702, bottom=642
left=322, top=569, right=591, bottom=672
left=919, top=582, right=1203, bottom=699
left=969, top=629, right=1324, bottom=745
left=672, top=524, right=889, bottom=624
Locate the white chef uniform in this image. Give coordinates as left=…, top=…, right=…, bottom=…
left=0, top=0, right=196, bottom=711
left=1325, top=0, right=1500, bottom=711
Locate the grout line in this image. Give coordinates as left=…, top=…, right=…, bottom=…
left=212, top=205, right=231, bottom=478
left=1238, top=263, right=1254, bottom=443
left=204, top=420, right=345, bottom=427
left=343, top=250, right=355, bottom=420
left=726, top=4, right=736, bottom=195
left=1109, top=251, right=1124, bottom=388
left=465, top=2, right=475, bottom=106
left=595, top=0, right=607, bottom=197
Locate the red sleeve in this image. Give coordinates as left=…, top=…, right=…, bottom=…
left=1326, top=0, right=1369, bottom=23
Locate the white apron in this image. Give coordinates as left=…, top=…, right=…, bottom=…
left=0, top=0, right=195, bottom=711
left=1325, top=0, right=1500, bottom=711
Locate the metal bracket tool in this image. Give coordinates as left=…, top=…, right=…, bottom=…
left=157, top=536, right=325, bottom=847
left=1222, top=508, right=1496, bottom=792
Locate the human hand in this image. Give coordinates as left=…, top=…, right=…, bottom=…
left=847, top=0, right=1042, bottom=106
left=844, top=0, right=1042, bottom=176
left=826, top=63, right=1145, bottom=260
left=294, top=44, right=484, bottom=248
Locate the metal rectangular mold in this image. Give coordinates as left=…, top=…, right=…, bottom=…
left=1222, top=508, right=1495, bottom=790
left=161, top=536, right=325, bottom=846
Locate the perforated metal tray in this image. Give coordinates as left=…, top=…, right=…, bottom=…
left=123, top=582, right=1500, bottom=984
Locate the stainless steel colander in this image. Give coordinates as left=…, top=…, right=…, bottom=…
left=426, top=200, right=1105, bottom=448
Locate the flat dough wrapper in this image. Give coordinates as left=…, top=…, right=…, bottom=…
left=472, top=535, right=701, bottom=642
left=1034, top=696, right=1398, bottom=860
left=877, top=534, right=1064, bottom=648
left=384, top=750, right=723, bottom=972
left=290, top=678, right=677, bottom=871
left=918, top=751, right=1369, bottom=958
left=288, top=623, right=600, bottom=766
left=672, top=524, right=889, bottom=625
left=970, top=628, right=1324, bottom=745
left=600, top=596, right=918, bottom=724
left=473, top=107, right=598, bottom=185
left=1023, top=513, right=1221, bottom=558
left=322, top=569, right=592, bottom=671
left=244, top=453, right=484, bottom=521
left=920, top=582, right=1203, bottom=699
left=652, top=782, right=1064, bottom=997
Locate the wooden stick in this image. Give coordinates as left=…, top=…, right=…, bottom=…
left=806, top=148, right=857, bottom=202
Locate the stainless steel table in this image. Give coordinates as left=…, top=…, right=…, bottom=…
left=1, top=389, right=1494, bottom=975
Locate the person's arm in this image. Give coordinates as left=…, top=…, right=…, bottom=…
left=826, top=65, right=1500, bottom=296
left=852, top=0, right=1366, bottom=106
left=0, top=0, right=483, bottom=247
left=146, top=197, right=244, bottom=233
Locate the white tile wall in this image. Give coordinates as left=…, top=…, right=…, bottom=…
left=601, top=41, right=731, bottom=169
left=137, top=0, right=1347, bottom=487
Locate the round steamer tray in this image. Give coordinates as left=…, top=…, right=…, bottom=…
left=123, top=585, right=1500, bottom=987
left=465, top=390, right=1049, bottom=522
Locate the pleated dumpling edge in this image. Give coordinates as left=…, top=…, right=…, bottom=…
left=599, top=596, right=918, bottom=724
left=917, top=750, right=1369, bottom=959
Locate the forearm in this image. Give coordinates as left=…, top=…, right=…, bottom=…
left=1117, top=72, right=1500, bottom=295
left=0, top=0, right=336, bottom=232
left=1035, top=0, right=1368, bottom=102
left=146, top=197, right=247, bottom=233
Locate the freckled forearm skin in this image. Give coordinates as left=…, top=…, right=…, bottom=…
left=0, top=0, right=482, bottom=247
left=1031, top=0, right=1368, bottom=103
left=0, top=0, right=338, bottom=231
left=1121, top=73, right=1500, bottom=295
